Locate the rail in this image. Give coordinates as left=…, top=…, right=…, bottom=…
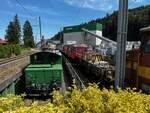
left=65, top=57, right=85, bottom=90
left=0, top=52, right=35, bottom=65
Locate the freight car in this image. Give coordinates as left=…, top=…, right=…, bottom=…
left=63, top=44, right=89, bottom=59
left=24, top=51, right=62, bottom=96
left=63, top=26, right=150, bottom=93
left=62, top=44, right=115, bottom=84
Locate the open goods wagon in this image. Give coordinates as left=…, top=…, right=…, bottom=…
left=62, top=44, right=115, bottom=85
left=24, top=51, right=62, bottom=96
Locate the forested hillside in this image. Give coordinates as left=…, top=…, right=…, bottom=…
left=90, top=5, right=150, bottom=41
left=51, top=5, right=150, bottom=42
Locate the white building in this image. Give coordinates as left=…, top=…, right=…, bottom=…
left=63, top=23, right=103, bottom=46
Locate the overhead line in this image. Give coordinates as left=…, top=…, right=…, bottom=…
left=14, top=0, right=39, bottom=40
left=70, top=0, right=86, bottom=24
left=15, top=0, right=37, bottom=20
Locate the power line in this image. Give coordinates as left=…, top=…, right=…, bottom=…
left=14, top=0, right=39, bottom=41
left=70, top=0, right=86, bottom=24
left=15, top=0, right=37, bottom=20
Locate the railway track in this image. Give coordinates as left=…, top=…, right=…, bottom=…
left=64, top=57, right=85, bottom=90
left=71, top=63, right=91, bottom=86
left=0, top=55, right=27, bottom=65
left=0, top=52, right=35, bottom=66
left=0, top=53, right=32, bottom=93
left=64, top=57, right=94, bottom=90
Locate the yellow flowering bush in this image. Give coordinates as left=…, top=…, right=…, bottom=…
left=0, top=84, right=150, bottom=113
left=0, top=95, right=24, bottom=113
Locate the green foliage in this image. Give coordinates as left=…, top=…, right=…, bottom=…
left=0, top=45, right=5, bottom=58
left=5, top=15, right=21, bottom=44
left=0, top=45, right=12, bottom=58
left=3, top=45, right=12, bottom=57
left=21, top=47, right=31, bottom=54
left=52, top=5, right=150, bottom=42
left=51, top=31, right=63, bottom=43
left=23, top=20, right=35, bottom=48
left=0, top=44, right=21, bottom=58
left=13, top=44, right=21, bottom=55
left=89, top=5, right=150, bottom=41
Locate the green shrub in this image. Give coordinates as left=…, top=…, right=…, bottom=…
left=0, top=45, right=5, bottom=58
left=13, top=44, right=21, bottom=55
left=3, top=45, right=12, bottom=57
left=0, top=44, right=21, bottom=58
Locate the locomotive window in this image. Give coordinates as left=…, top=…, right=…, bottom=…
left=34, top=55, right=37, bottom=60
left=144, top=38, right=150, bottom=53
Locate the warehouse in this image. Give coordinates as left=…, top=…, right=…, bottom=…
left=63, top=23, right=102, bottom=46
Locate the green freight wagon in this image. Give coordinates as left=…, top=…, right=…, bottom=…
left=24, top=51, right=62, bottom=96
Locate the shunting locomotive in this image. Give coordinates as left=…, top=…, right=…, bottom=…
left=24, top=51, right=62, bottom=96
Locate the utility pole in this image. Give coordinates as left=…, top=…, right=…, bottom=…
left=60, top=28, right=62, bottom=43
left=115, top=0, right=128, bottom=89
left=39, top=16, right=42, bottom=47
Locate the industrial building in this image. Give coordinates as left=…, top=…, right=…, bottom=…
left=63, top=23, right=102, bottom=46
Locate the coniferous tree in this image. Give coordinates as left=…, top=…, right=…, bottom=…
left=91, top=5, right=150, bottom=41
left=23, top=20, right=35, bottom=47
left=5, top=21, right=15, bottom=43
left=5, top=14, right=21, bottom=44
left=13, top=15, right=21, bottom=43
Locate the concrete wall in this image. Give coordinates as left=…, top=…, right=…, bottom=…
left=0, top=75, right=25, bottom=96
left=64, top=32, right=84, bottom=45
left=63, top=30, right=102, bottom=46
left=96, top=31, right=103, bottom=46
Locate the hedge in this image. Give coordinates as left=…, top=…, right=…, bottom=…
left=0, top=44, right=21, bottom=58
left=0, top=84, right=150, bottom=113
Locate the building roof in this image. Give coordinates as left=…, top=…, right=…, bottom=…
left=140, top=26, right=150, bottom=32
left=0, top=39, right=8, bottom=44
left=63, top=23, right=102, bottom=33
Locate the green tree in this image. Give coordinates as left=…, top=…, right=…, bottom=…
left=23, top=20, right=35, bottom=47
left=88, top=5, right=150, bottom=41
left=5, top=22, right=15, bottom=43
left=5, top=15, right=21, bottom=44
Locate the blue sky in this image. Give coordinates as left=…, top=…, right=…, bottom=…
left=0, top=0, right=150, bottom=42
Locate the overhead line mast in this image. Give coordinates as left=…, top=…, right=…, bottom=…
left=39, top=16, right=43, bottom=48
left=39, top=16, right=42, bottom=41
left=115, top=0, right=128, bottom=89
